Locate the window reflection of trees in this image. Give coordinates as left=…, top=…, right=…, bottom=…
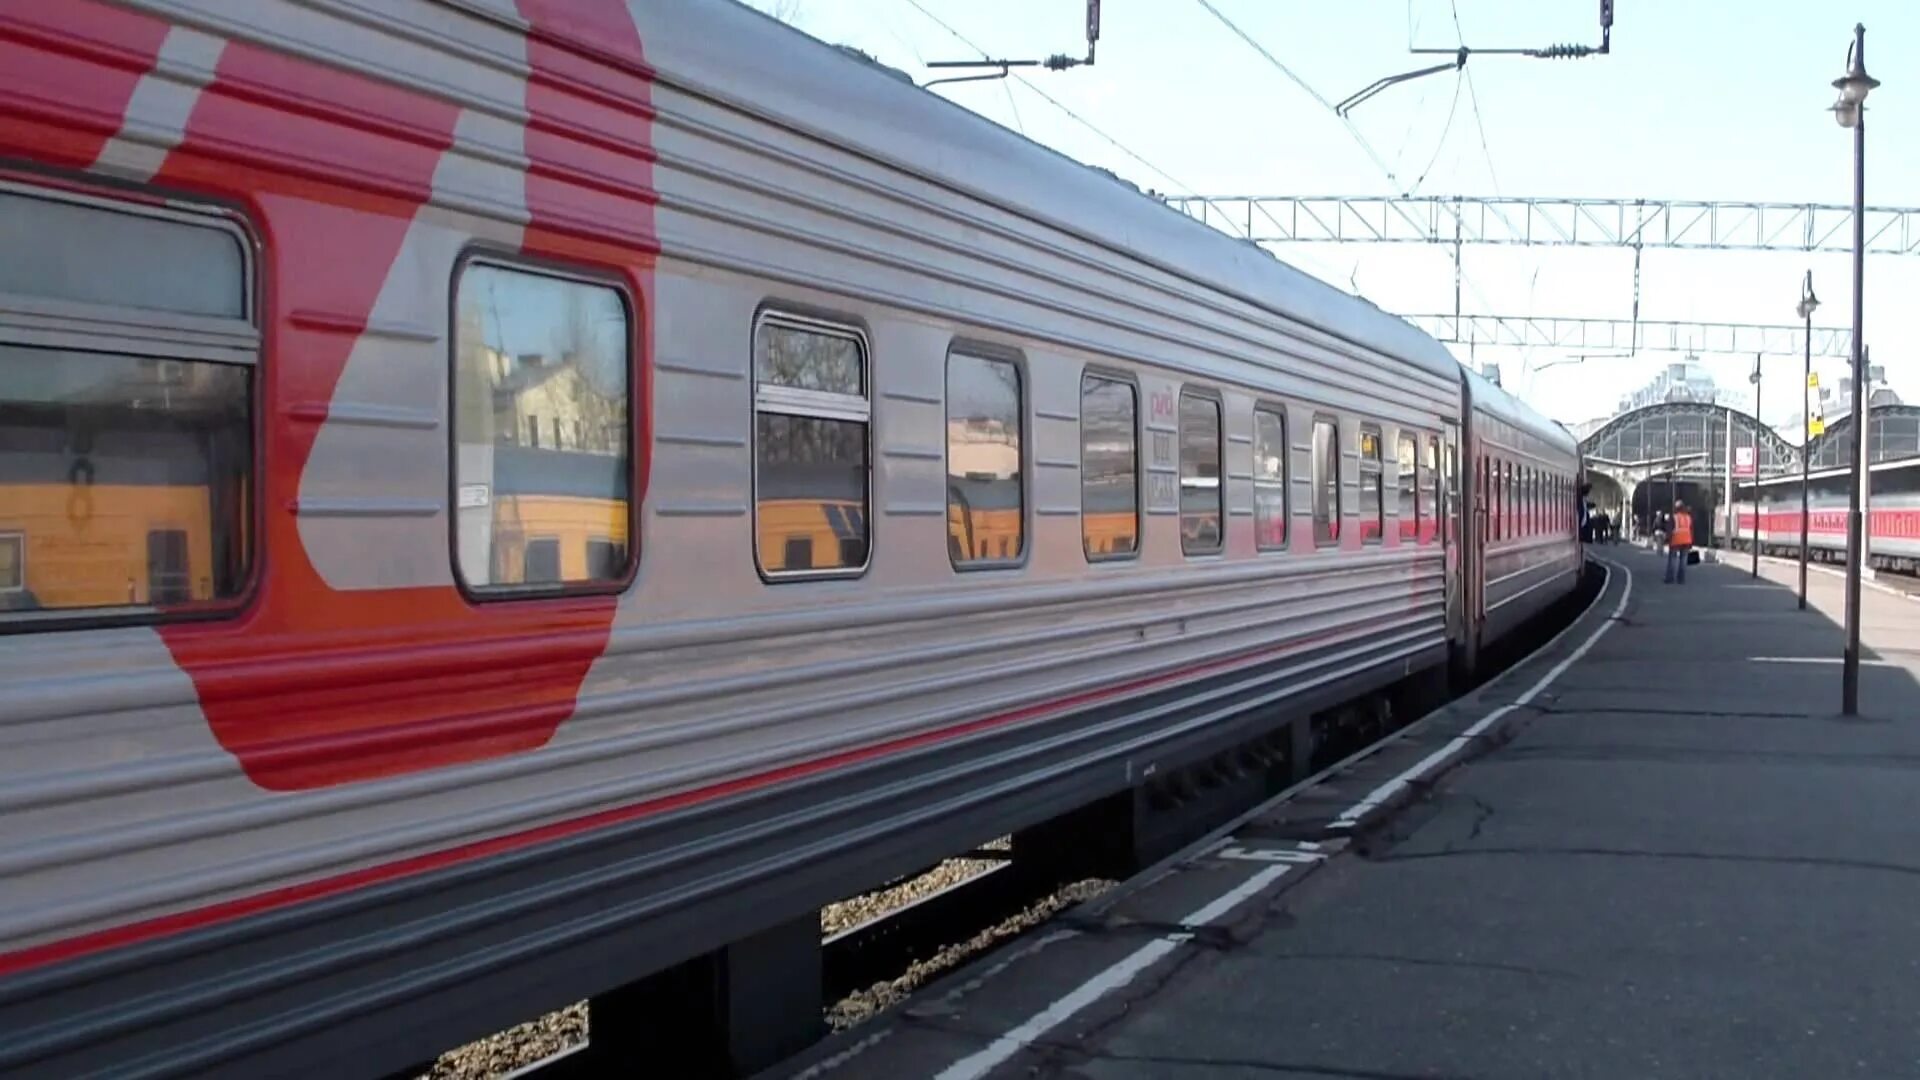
left=753, top=320, right=870, bottom=575
left=757, top=324, right=862, bottom=394
left=452, top=264, right=630, bottom=589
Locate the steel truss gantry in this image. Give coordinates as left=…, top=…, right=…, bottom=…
left=1404, top=314, right=1853, bottom=358
left=1167, top=195, right=1920, bottom=255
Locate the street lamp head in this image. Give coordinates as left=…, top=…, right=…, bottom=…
left=1834, top=29, right=1880, bottom=106
left=1832, top=95, right=1861, bottom=128
left=1797, top=295, right=1820, bottom=319
left=1834, top=72, right=1880, bottom=106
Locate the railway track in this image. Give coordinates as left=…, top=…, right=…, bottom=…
left=412, top=570, right=1600, bottom=1080
left=412, top=863, right=1110, bottom=1079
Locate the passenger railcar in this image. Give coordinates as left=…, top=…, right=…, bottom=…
left=1731, top=457, right=1920, bottom=574
left=0, top=1, right=1580, bottom=1076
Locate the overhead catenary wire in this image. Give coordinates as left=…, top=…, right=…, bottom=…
left=1190, top=0, right=1501, bottom=315
left=1409, top=67, right=1464, bottom=194
left=1450, top=0, right=1503, bottom=194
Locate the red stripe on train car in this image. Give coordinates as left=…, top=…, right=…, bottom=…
left=0, top=0, right=168, bottom=169
left=0, top=609, right=1428, bottom=978
left=134, top=12, right=656, bottom=790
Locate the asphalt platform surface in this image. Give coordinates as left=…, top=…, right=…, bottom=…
left=783, top=547, right=1920, bottom=1080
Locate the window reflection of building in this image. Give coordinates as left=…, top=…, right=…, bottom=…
left=947, top=353, right=1023, bottom=565
left=753, top=317, right=871, bottom=576
left=452, top=263, right=631, bottom=591
left=1080, top=375, right=1138, bottom=559
left=0, top=185, right=255, bottom=619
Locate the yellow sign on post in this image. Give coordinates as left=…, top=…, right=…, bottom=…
left=1810, top=416, right=1827, bottom=438
left=1808, top=372, right=1821, bottom=389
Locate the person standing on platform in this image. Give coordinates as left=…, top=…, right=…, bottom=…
left=1664, top=500, right=1694, bottom=584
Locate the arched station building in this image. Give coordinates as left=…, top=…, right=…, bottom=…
left=1577, top=402, right=1920, bottom=546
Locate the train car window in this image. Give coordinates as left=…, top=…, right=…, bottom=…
left=1501, top=462, right=1512, bottom=540
left=1359, top=425, right=1384, bottom=545
left=0, top=182, right=255, bottom=622
left=1502, top=462, right=1513, bottom=539
left=1505, top=461, right=1520, bottom=530
left=453, top=261, right=632, bottom=594
left=1253, top=406, right=1288, bottom=550
left=1396, top=432, right=1418, bottom=544
left=1179, top=392, right=1223, bottom=555
left=947, top=350, right=1024, bottom=568
left=1081, top=374, right=1139, bottom=560
left=750, top=314, right=871, bottom=578
left=1425, top=436, right=1441, bottom=545
left=1485, top=458, right=1499, bottom=541
left=1313, top=417, right=1340, bottom=547
left=1445, top=441, right=1458, bottom=545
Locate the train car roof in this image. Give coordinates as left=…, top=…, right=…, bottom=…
left=650, top=0, right=1467, bottom=384
left=1463, top=365, right=1577, bottom=455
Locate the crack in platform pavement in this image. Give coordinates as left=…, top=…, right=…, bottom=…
left=1373, top=845, right=1920, bottom=878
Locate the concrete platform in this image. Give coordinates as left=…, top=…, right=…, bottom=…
left=781, top=549, right=1920, bottom=1080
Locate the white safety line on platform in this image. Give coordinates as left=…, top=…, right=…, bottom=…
left=933, top=860, right=1300, bottom=1080
left=1329, top=556, right=1631, bottom=830
left=932, top=560, right=1629, bottom=1080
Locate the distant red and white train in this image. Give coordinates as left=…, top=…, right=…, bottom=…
left=0, top=1, right=1582, bottom=1076
left=1731, top=458, right=1920, bottom=574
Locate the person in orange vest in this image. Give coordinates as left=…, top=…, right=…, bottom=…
left=1664, top=499, right=1695, bottom=584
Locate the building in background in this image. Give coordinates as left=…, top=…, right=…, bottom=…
left=1617, top=358, right=1720, bottom=413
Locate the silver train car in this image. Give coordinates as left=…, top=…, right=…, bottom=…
left=0, top=1, right=1581, bottom=1075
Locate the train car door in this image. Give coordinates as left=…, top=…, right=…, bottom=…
left=1454, top=378, right=1486, bottom=685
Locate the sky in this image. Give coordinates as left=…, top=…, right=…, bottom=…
left=737, top=0, right=1920, bottom=435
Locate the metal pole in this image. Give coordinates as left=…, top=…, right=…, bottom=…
left=1842, top=24, right=1869, bottom=716
left=1800, top=282, right=1812, bottom=610
left=1751, top=353, right=1761, bottom=577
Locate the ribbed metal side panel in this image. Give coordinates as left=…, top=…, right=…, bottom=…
left=0, top=631, right=1441, bottom=1080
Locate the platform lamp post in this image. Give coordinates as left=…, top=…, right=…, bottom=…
left=1796, top=273, right=1819, bottom=611
left=1831, top=23, right=1877, bottom=716
left=1749, top=353, right=1762, bottom=578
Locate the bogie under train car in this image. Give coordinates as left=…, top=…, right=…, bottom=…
left=0, top=1, right=1581, bottom=1076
